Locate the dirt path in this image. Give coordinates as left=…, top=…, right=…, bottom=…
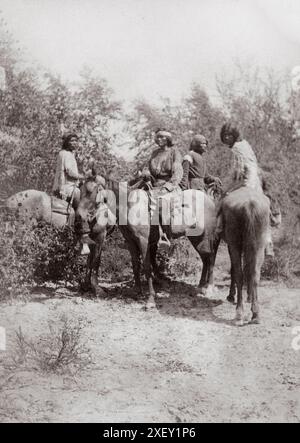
left=0, top=276, right=299, bottom=423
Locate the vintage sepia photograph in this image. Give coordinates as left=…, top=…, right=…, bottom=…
left=0, top=0, right=299, bottom=424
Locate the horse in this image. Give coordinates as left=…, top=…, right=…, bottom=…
left=5, top=189, right=75, bottom=228
left=220, top=186, right=273, bottom=326
left=4, top=186, right=113, bottom=296
left=77, top=173, right=221, bottom=309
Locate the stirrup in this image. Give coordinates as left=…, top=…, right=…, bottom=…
left=80, top=243, right=91, bottom=255
left=157, top=234, right=171, bottom=252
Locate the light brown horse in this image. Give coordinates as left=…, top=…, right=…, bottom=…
left=5, top=187, right=111, bottom=295
left=5, top=189, right=75, bottom=228
left=77, top=174, right=221, bottom=309
left=221, top=187, right=272, bottom=326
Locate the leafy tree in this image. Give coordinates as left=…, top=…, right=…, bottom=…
left=0, top=22, right=126, bottom=197
left=216, top=64, right=300, bottom=214
left=127, top=84, right=226, bottom=178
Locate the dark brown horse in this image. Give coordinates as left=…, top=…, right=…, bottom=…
left=77, top=175, right=220, bottom=309
left=221, top=187, right=272, bottom=325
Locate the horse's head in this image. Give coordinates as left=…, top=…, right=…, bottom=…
left=77, top=173, right=118, bottom=230
left=78, top=174, right=106, bottom=213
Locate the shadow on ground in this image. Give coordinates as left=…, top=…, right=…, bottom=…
left=98, top=278, right=236, bottom=326
left=28, top=276, right=237, bottom=326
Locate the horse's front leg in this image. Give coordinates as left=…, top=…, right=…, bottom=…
left=150, top=227, right=171, bottom=288
left=188, top=236, right=209, bottom=295
left=140, top=238, right=156, bottom=310
left=204, top=236, right=220, bottom=297
left=192, top=234, right=219, bottom=297
left=90, top=246, right=106, bottom=297
left=198, top=252, right=217, bottom=298
left=145, top=252, right=156, bottom=310
left=82, top=261, right=93, bottom=292
left=128, top=242, right=143, bottom=297
left=227, top=265, right=236, bottom=304
left=149, top=226, right=160, bottom=279
left=198, top=253, right=209, bottom=295
left=86, top=229, right=106, bottom=296
left=119, top=226, right=143, bottom=296
left=205, top=251, right=217, bottom=298
left=146, top=270, right=156, bottom=310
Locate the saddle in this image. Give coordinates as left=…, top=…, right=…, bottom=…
left=150, top=189, right=205, bottom=237
left=51, top=196, right=72, bottom=215
left=169, top=189, right=206, bottom=237
left=51, top=196, right=75, bottom=226
left=129, top=176, right=206, bottom=236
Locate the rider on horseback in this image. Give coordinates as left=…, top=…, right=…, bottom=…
left=216, top=122, right=276, bottom=257
left=52, top=133, right=82, bottom=209
left=132, top=131, right=220, bottom=253
left=180, top=134, right=222, bottom=191
left=146, top=129, right=183, bottom=249
left=52, top=133, right=95, bottom=254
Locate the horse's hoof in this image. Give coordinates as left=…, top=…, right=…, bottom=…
left=157, top=280, right=170, bottom=291
left=132, top=286, right=142, bottom=297
left=145, top=301, right=156, bottom=310
left=197, top=286, right=207, bottom=296
left=205, top=285, right=215, bottom=298
left=235, top=318, right=244, bottom=327
left=80, top=282, right=92, bottom=293
left=153, top=274, right=171, bottom=286
left=227, top=295, right=235, bottom=304
left=96, top=287, right=107, bottom=298
left=250, top=316, right=260, bottom=325
left=80, top=244, right=91, bottom=255
left=89, top=288, right=97, bottom=298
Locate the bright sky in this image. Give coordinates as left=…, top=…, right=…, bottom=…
left=1, top=0, right=300, bottom=106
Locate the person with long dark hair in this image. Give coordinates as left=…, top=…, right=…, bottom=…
left=217, top=122, right=275, bottom=257
left=53, top=133, right=95, bottom=254
left=180, top=134, right=221, bottom=191
left=52, top=133, right=82, bottom=208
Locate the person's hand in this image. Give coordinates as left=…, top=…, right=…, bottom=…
left=214, top=177, right=222, bottom=187
left=142, top=170, right=152, bottom=182
left=221, top=191, right=229, bottom=198
left=162, top=182, right=174, bottom=192
left=159, top=188, right=168, bottom=195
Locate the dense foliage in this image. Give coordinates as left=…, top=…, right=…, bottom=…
left=0, top=214, right=85, bottom=299
left=0, top=18, right=299, bottom=294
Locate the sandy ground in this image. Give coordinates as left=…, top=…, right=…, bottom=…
left=0, top=250, right=299, bottom=423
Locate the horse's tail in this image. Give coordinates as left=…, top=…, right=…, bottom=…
left=243, top=199, right=268, bottom=297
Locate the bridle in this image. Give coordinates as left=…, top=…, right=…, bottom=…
left=206, top=182, right=223, bottom=201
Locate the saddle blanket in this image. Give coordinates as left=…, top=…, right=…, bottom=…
left=153, top=189, right=206, bottom=237
left=51, top=196, right=73, bottom=215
